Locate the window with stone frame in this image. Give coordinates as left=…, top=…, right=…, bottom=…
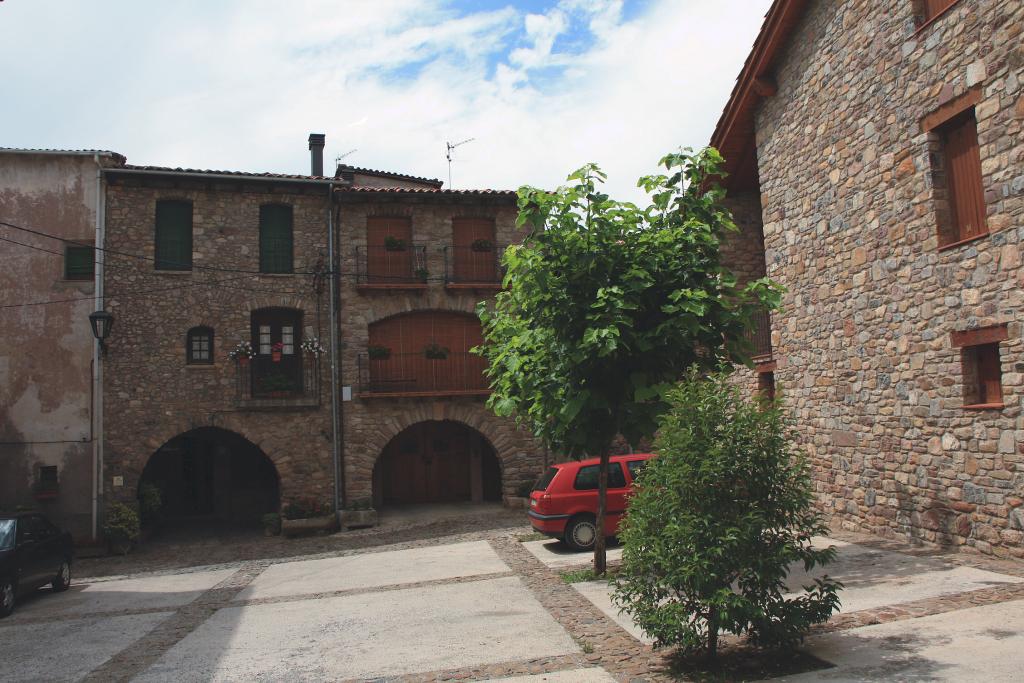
left=923, top=90, right=987, bottom=249
left=757, top=369, right=776, bottom=401
left=951, top=325, right=1007, bottom=409
left=187, top=326, right=214, bottom=365
left=259, top=204, right=294, bottom=273
left=155, top=200, right=193, bottom=270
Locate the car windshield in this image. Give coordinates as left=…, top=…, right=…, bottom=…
left=0, top=520, right=14, bottom=551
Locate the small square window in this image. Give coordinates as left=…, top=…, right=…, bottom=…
left=187, top=327, right=214, bottom=365
left=38, top=466, right=59, bottom=492
left=961, top=343, right=1002, bottom=408
left=757, top=371, right=776, bottom=401
left=64, top=245, right=94, bottom=280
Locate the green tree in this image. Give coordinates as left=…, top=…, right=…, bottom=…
left=613, top=371, right=841, bottom=659
left=477, top=148, right=781, bottom=573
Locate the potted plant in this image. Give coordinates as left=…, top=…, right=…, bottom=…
left=471, top=238, right=494, bottom=253
left=281, top=499, right=338, bottom=537
left=414, top=267, right=429, bottom=282
left=423, top=342, right=449, bottom=360
left=301, top=337, right=325, bottom=357
left=367, top=345, right=391, bottom=360
left=271, top=341, right=284, bottom=362
left=261, top=512, right=282, bottom=536
left=103, top=502, right=141, bottom=555
left=383, top=235, right=406, bottom=252
left=341, top=497, right=378, bottom=530
left=228, top=341, right=255, bottom=366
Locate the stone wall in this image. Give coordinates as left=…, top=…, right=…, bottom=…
left=336, top=194, right=548, bottom=502
left=103, top=178, right=335, bottom=507
left=738, top=0, right=1024, bottom=556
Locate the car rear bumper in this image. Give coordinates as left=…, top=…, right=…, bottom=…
left=527, top=509, right=569, bottom=537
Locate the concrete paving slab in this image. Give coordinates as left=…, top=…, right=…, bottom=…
left=137, top=576, right=579, bottom=681
left=0, top=611, right=171, bottom=683
left=522, top=539, right=622, bottom=569
left=481, top=669, right=617, bottom=682
left=4, top=568, right=236, bottom=622
left=785, top=541, right=1022, bottom=613
left=573, top=580, right=652, bottom=645
left=779, top=599, right=1024, bottom=681
left=238, top=540, right=509, bottom=600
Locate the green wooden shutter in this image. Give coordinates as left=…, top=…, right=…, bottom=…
left=260, top=204, right=293, bottom=273
left=64, top=245, right=95, bottom=280
left=155, top=200, right=193, bottom=270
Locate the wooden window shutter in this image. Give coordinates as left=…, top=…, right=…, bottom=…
left=942, top=112, right=986, bottom=243
left=976, top=343, right=1002, bottom=405
left=155, top=200, right=193, bottom=270
left=366, top=216, right=412, bottom=283
left=64, top=245, right=94, bottom=280
left=260, top=204, right=294, bottom=273
left=923, top=0, right=956, bottom=21
left=451, top=218, right=497, bottom=283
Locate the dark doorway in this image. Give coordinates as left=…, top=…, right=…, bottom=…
left=140, top=427, right=279, bottom=527
left=250, top=307, right=303, bottom=397
left=373, top=421, right=501, bottom=506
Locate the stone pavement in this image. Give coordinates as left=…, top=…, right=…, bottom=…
left=2, top=513, right=1024, bottom=681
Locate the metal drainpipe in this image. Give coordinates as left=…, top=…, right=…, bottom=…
left=91, top=155, right=106, bottom=542
left=328, top=184, right=344, bottom=514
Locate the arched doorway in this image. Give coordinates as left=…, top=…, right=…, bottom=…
left=373, top=421, right=501, bottom=506
left=139, top=427, right=279, bottom=527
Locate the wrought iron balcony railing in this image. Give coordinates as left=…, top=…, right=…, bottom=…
left=746, top=309, right=772, bottom=360
left=442, top=245, right=506, bottom=286
left=357, top=351, right=490, bottom=396
left=355, top=244, right=428, bottom=286
left=235, top=355, right=320, bottom=408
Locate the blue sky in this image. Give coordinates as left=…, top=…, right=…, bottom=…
left=0, top=0, right=771, bottom=202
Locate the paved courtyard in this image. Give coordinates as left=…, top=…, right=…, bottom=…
left=2, top=516, right=1024, bottom=681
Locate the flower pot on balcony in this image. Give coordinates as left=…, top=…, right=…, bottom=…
left=272, top=351, right=282, bottom=362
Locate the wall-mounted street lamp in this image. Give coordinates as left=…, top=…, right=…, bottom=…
left=89, top=310, right=114, bottom=355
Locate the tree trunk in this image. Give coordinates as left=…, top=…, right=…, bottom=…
left=707, top=605, right=719, bottom=660
left=593, top=448, right=609, bottom=575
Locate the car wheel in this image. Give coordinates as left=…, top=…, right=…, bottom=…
left=52, top=559, right=71, bottom=593
left=0, top=578, right=14, bottom=618
left=564, top=514, right=598, bottom=552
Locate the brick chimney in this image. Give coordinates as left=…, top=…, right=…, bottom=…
left=308, top=133, right=325, bottom=176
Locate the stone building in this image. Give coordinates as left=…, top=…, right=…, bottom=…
left=714, top=0, right=1024, bottom=556
left=0, top=149, right=123, bottom=541
left=98, top=137, right=544, bottom=527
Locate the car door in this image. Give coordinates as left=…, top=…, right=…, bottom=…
left=31, top=516, right=62, bottom=584
left=569, top=463, right=629, bottom=535
left=14, top=517, right=43, bottom=589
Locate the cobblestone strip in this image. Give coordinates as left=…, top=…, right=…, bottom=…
left=80, top=561, right=269, bottom=683
left=817, top=582, right=1024, bottom=634
left=489, top=537, right=677, bottom=682
left=341, top=654, right=589, bottom=683
left=231, top=570, right=516, bottom=608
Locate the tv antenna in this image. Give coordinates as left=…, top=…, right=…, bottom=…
left=446, top=138, right=474, bottom=188
left=334, top=149, right=358, bottom=168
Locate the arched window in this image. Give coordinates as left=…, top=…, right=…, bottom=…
left=259, top=204, right=294, bottom=273
left=187, top=326, right=214, bottom=364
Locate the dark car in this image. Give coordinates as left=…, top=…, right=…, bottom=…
left=0, top=512, right=74, bottom=617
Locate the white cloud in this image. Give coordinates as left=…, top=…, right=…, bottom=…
left=0, top=0, right=772, bottom=203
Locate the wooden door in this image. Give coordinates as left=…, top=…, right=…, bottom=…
left=251, top=308, right=303, bottom=396
left=367, top=217, right=412, bottom=283
left=452, top=218, right=496, bottom=283
left=381, top=422, right=472, bottom=503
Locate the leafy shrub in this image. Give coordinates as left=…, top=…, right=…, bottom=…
left=346, top=497, right=374, bottom=511
left=282, top=499, right=333, bottom=520
left=261, top=513, right=281, bottom=535
left=613, top=370, right=841, bottom=659
left=137, top=482, right=163, bottom=527
left=103, top=502, right=140, bottom=554
left=367, top=345, right=391, bottom=360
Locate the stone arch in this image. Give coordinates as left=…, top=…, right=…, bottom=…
left=363, top=298, right=480, bottom=325
left=371, top=418, right=503, bottom=506
left=137, top=425, right=281, bottom=525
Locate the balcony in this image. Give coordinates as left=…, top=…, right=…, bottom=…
left=235, top=356, right=321, bottom=409
left=357, top=351, right=490, bottom=397
left=746, top=309, right=772, bottom=360
left=443, top=245, right=505, bottom=289
left=355, top=244, right=428, bottom=290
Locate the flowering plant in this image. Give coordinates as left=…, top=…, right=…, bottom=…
left=301, top=337, right=325, bottom=356
left=271, top=342, right=284, bottom=353
left=228, top=341, right=255, bottom=360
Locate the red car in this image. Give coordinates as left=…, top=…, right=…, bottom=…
left=528, top=453, right=654, bottom=551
